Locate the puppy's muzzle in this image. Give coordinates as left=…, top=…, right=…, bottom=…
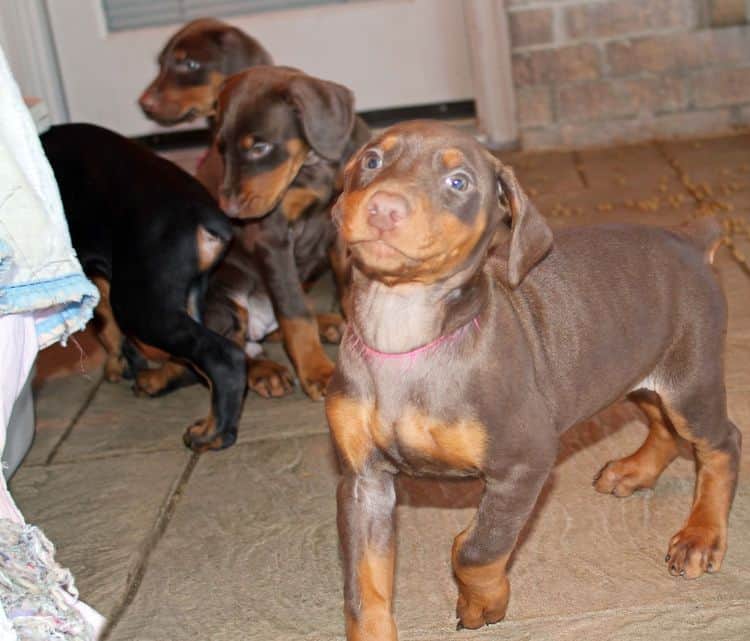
left=367, top=190, right=410, bottom=232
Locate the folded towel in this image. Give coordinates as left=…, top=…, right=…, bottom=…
left=0, top=45, right=98, bottom=349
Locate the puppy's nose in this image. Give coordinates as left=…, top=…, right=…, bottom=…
left=366, top=191, right=409, bottom=232
left=138, top=91, right=158, bottom=113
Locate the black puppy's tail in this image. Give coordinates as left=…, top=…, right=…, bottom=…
left=677, top=217, right=724, bottom=265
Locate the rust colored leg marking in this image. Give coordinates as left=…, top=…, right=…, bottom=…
left=279, top=316, right=335, bottom=400
left=135, top=360, right=188, bottom=396
left=666, top=444, right=737, bottom=578
left=181, top=366, right=223, bottom=453
left=91, top=276, right=126, bottom=382
left=662, top=406, right=740, bottom=579
left=594, top=393, right=679, bottom=497
left=346, top=546, right=398, bottom=641
left=247, top=357, right=294, bottom=398
left=452, top=529, right=510, bottom=630
left=316, top=312, right=345, bottom=344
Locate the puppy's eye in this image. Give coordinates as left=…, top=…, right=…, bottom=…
left=177, top=58, right=201, bottom=72
left=247, top=142, right=273, bottom=160
left=362, top=150, right=382, bottom=170
left=446, top=173, right=470, bottom=192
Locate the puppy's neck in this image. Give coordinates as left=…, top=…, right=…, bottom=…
left=350, top=267, right=486, bottom=354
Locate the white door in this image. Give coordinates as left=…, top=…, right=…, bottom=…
left=46, top=0, right=475, bottom=137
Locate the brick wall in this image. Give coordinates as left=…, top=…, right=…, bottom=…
left=507, top=0, right=750, bottom=149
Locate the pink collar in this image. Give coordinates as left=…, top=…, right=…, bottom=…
left=195, top=148, right=211, bottom=172
left=350, top=316, right=480, bottom=361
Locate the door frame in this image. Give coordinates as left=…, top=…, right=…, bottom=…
left=0, top=0, right=68, bottom=123
left=1, top=0, right=517, bottom=146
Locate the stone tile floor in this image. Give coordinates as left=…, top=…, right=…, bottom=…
left=11, top=132, right=750, bottom=640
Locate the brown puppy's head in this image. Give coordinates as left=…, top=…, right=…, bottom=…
left=214, top=66, right=356, bottom=220
left=138, top=18, right=272, bottom=126
left=335, top=120, right=553, bottom=287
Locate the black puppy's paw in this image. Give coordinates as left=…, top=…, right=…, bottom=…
left=182, top=417, right=237, bottom=453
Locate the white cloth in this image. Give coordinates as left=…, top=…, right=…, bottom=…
left=0, top=314, right=35, bottom=525
left=0, top=45, right=98, bottom=349
left=0, top=43, right=105, bottom=639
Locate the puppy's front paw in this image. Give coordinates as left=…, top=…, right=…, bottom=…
left=593, top=458, right=657, bottom=497
left=666, top=525, right=726, bottom=579
left=317, top=313, right=345, bottom=344
left=299, top=357, right=335, bottom=401
left=455, top=576, right=509, bottom=630
left=134, top=368, right=168, bottom=397
left=182, top=416, right=236, bottom=453
left=104, top=355, right=127, bottom=383
left=248, top=358, right=294, bottom=398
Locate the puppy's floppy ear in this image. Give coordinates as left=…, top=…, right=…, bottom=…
left=287, top=75, right=356, bottom=161
left=216, top=27, right=273, bottom=67
left=495, top=160, right=553, bottom=288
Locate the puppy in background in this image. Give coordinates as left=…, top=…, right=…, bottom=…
left=141, top=67, right=370, bottom=400
left=211, top=66, right=370, bottom=399
left=138, top=17, right=272, bottom=127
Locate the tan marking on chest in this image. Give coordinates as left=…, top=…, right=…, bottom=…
left=280, top=186, right=321, bottom=221
left=393, top=406, right=487, bottom=470
left=326, top=395, right=376, bottom=472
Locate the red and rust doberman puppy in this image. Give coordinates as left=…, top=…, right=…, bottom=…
left=203, top=66, right=370, bottom=399
left=326, top=120, right=742, bottom=638
left=138, top=17, right=272, bottom=126
left=42, top=123, right=247, bottom=452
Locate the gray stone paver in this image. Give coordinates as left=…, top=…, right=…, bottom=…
left=26, top=369, right=101, bottom=465
left=15, top=132, right=750, bottom=641
left=10, top=450, right=191, bottom=618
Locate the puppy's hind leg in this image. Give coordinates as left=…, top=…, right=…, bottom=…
left=660, top=386, right=741, bottom=579
left=594, top=390, right=679, bottom=497
left=90, top=275, right=127, bottom=382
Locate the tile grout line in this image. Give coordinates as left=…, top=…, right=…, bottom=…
left=571, top=150, right=589, bottom=189
left=44, top=374, right=105, bottom=465
left=101, top=451, right=200, bottom=640
left=27, top=427, right=331, bottom=468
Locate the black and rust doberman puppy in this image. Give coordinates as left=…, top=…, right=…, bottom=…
left=205, top=66, right=370, bottom=399
left=138, top=17, right=272, bottom=126
left=42, top=123, right=247, bottom=452
left=326, top=120, right=742, bottom=638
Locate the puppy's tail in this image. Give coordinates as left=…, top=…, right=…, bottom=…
left=677, top=217, right=724, bottom=265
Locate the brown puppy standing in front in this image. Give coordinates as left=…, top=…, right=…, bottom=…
left=326, top=120, right=741, bottom=639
